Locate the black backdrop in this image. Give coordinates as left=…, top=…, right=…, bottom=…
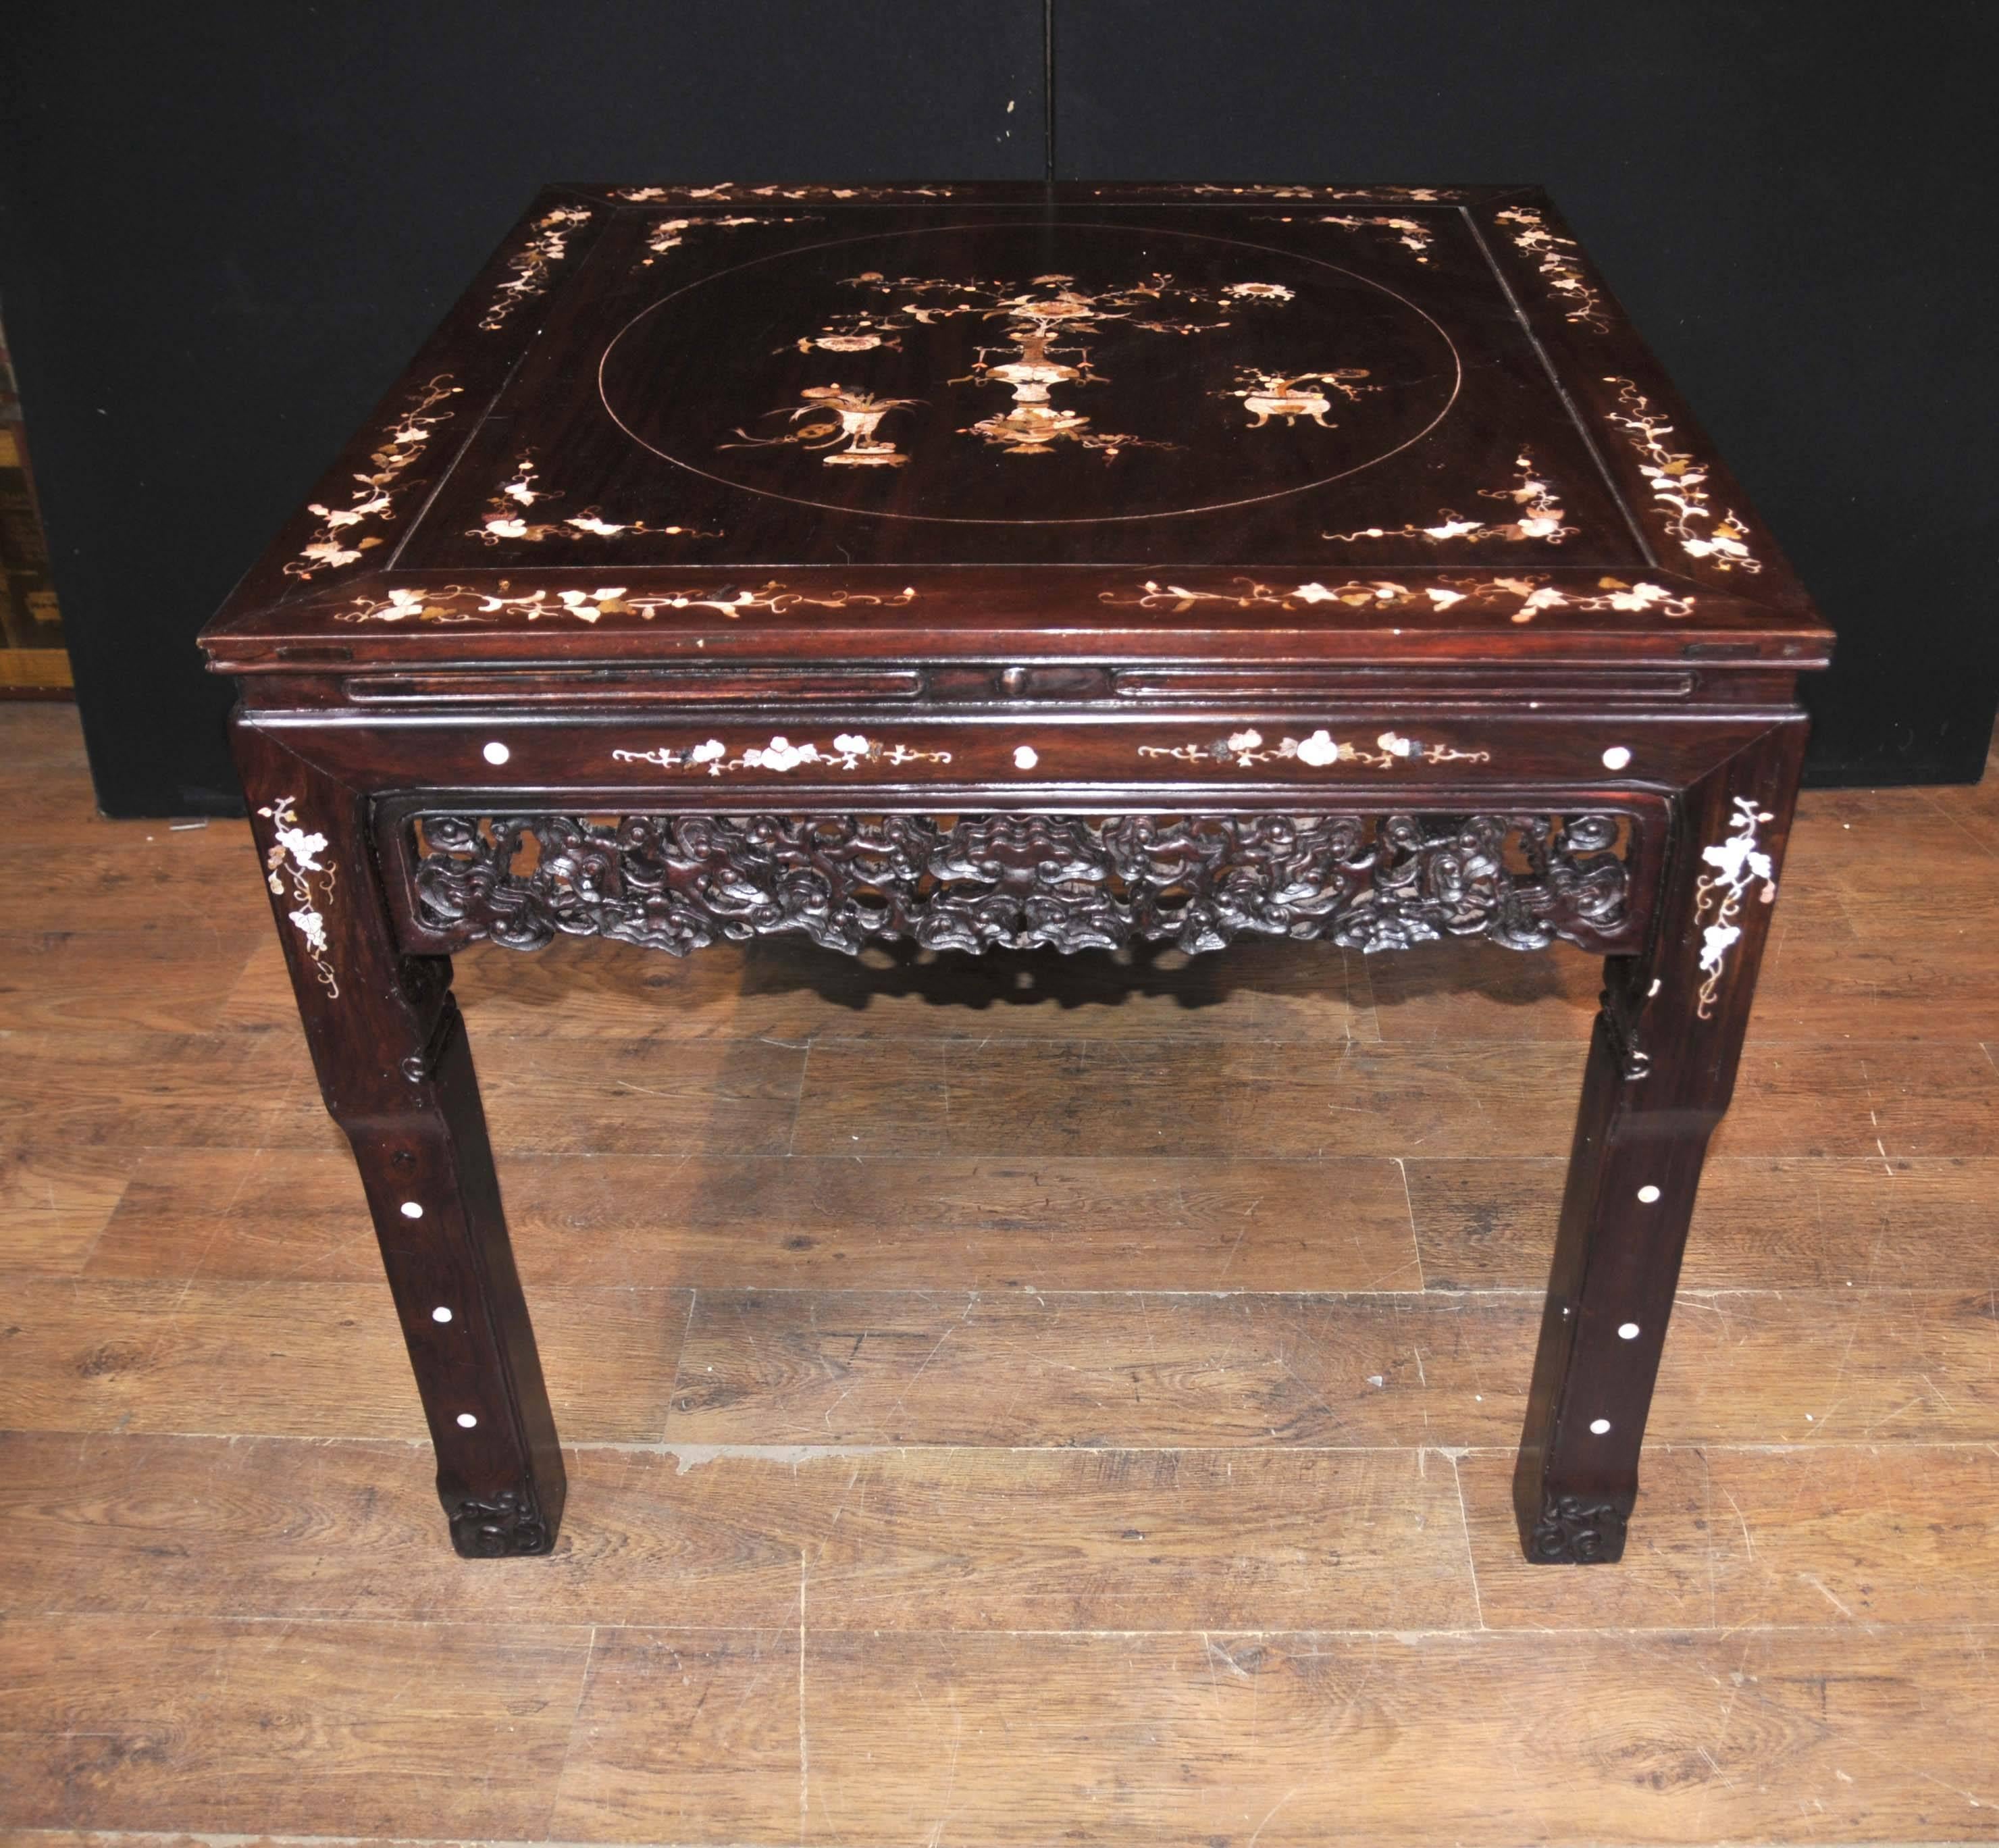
left=1, top=0, right=1992, bottom=814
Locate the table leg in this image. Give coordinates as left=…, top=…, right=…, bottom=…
left=1514, top=721, right=1807, bottom=1562
left=234, top=720, right=565, bottom=1556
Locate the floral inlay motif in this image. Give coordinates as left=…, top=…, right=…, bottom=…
left=259, top=796, right=339, bottom=998
left=1098, top=575, right=1694, bottom=624
left=1226, top=367, right=1374, bottom=429
left=1305, top=214, right=1436, bottom=261
left=1603, top=378, right=1761, bottom=574
left=1324, top=451, right=1572, bottom=545
left=469, top=455, right=719, bottom=543
left=335, top=582, right=918, bottom=626
left=1692, top=797, right=1777, bottom=1020
left=726, top=386, right=925, bottom=468
left=613, top=183, right=956, bottom=203
left=479, top=206, right=593, bottom=331
left=1492, top=206, right=1607, bottom=332
left=1139, top=727, right=1491, bottom=771
left=285, top=376, right=462, bottom=580
left=635, top=212, right=814, bottom=267
left=1118, top=184, right=1463, bottom=202
left=764, top=271, right=1303, bottom=460
left=611, top=733, right=952, bottom=776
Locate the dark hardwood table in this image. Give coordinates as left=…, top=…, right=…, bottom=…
left=201, top=182, right=1832, bottom=1564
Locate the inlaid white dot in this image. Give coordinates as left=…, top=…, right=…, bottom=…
left=399, top=1200, right=424, bottom=1219
left=482, top=740, right=511, bottom=765
left=1601, top=746, right=1632, bottom=771
left=1636, top=1185, right=1661, bottom=1204
left=1589, top=1417, right=1612, bottom=1435
left=455, top=1412, right=478, bottom=1429
left=1617, top=1321, right=1640, bottom=1340
left=1012, top=746, right=1038, bottom=770
left=432, top=1306, right=453, bottom=1324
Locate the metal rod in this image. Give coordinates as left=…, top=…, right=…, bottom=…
left=1043, top=0, right=1056, bottom=184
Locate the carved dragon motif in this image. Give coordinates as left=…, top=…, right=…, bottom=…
left=409, top=811, right=1631, bottom=960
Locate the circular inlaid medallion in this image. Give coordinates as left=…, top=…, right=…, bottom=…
left=598, top=221, right=1460, bottom=526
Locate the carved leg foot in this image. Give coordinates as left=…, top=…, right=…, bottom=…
left=1528, top=1489, right=1635, bottom=1564
left=447, top=1485, right=556, bottom=1558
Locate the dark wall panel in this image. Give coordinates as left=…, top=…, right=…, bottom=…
left=5, top=1, right=1992, bottom=804
left=0, top=1, right=1045, bottom=815
left=1056, top=0, right=1999, bottom=786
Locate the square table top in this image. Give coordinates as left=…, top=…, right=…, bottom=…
left=201, top=182, right=1832, bottom=676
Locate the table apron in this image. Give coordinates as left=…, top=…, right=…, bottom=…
left=253, top=707, right=1798, bottom=798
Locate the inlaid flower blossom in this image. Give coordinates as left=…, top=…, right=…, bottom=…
left=611, top=732, right=952, bottom=777
left=1139, top=728, right=1490, bottom=771
left=1693, top=798, right=1778, bottom=1019
left=338, top=582, right=919, bottom=625
left=479, top=207, right=593, bottom=330
left=611, top=182, right=955, bottom=203
left=1101, top=574, right=1691, bottom=624
left=286, top=377, right=461, bottom=580
left=272, top=821, right=329, bottom=875
left=471, top=455, right=719, bottom=546
left=1603, top=378, right=1761, bottom=574
left=258, top=796, right=339, bottom=998
left=1324, top=452, right=1573, bottom=547
left=1493, top=205, right=1608, bottom=330
left=1307, top=214, right=1436, bottom=261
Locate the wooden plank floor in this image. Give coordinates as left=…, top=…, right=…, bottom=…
left=2, top=700, right=1996, bottom=1847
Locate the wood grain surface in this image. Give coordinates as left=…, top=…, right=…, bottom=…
left=3, top=702, right=1996, bottom=1844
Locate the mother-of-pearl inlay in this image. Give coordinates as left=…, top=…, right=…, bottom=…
left=1139, top=728, right=1491, bottom=770
left=610, top=733, right=952, bottom=776
left=1692, top=796, right=1778, bottom=1020
left=258, top=796, right=340, bottom=998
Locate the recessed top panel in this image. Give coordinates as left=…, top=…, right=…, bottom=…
left=400, top=196, right=1646, bottom=573
left=598, top=222, right=1459, bottom=526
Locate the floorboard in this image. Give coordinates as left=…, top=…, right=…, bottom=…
left=3, top=702, right=1996, bottom=1845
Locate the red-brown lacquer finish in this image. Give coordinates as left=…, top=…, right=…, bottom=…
left=204, top=182, right=1832, bottom=1562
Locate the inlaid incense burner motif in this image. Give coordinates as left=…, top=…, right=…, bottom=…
left=725, top=386, right=925, bottom=468
left=755, top=271, right=1323, bottom=461
left=1226, top=367, right=1375, bottom=429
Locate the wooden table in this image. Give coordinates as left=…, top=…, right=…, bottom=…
left=200, top=182, right=1832, bottom=1563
